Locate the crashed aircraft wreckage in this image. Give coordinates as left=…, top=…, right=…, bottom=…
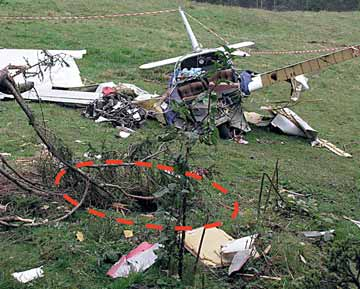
left=0, top=8, right=358, bottom=157
left=139, top=7, right=359, bottom=157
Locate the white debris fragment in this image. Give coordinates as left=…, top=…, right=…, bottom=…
left=95, top=116, right=111, bottom=123
left=12, top=266, right=44, bottom=283
left=107, top=242, right=162, bottom=278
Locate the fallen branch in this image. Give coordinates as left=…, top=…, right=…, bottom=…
left=0, top=182, right=90, bottom=227
left=0, top=165, right=51, bottom=196
left=2, top=77, right=115, bottom=200
left=0, top=154, right=42, bottom=188
left=102, top=183, right=158, bottom=200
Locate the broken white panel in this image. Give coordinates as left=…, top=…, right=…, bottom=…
left=107, top=242, right=162, bottom=279
left=294, top=75, right=309, bottom=90
left=248, top=75, right=263, bottom=92
left=228, top=249, right=251, bottom=275
left=221, top=234, right=258, bottom=255
left=4, top=88, right=101, bottom=105
left=0, top=49, right=86, bottom=100
left=12, top=266, right=44, bottom=283
left=271, top=108, right=318, bottom=140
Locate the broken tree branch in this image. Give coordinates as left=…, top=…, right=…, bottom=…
left=2, top=77, right=115, bottom=200
left=0, top=181, right=90, bottom=227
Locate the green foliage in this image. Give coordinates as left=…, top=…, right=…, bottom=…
left=294, top=237, right=360, bottom=289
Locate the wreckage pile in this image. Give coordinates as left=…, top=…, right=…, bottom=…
left=83, top=84, right=152, bottom=138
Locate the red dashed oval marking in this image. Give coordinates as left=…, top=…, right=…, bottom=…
left=63, top=194, right=79, bottom=207
left=174, top=226, right=193, bottom=231
left=54, top=169, right=66, bottom=185
left=145, top=224, right=163, bottom=231
left=204, top=221, right=222, bottom=229
left=88, top=209, right=106, bottom=218
left=76, top=161, right=94, bottom=168
left=55, top=160, right=239, bottom=232
left=105, top=159, right=123, bottom=165
left=135, top=161, right=152, bottom=168
left=212, top=182, right=228, bottom=194
left=185, top=171, right=202, bottom=181
left=116, top=218, right=134, bottom=226
left=231, top=201, right=239, bottom=219
left=157, top=164, right=174, bottom=172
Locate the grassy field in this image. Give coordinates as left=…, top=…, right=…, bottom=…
left=0, top=0, right=360, bottom=288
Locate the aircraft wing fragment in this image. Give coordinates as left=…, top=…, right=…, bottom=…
left=249, top=45, right=360, bottom=92
left=139, top=55, right=183, bottom=70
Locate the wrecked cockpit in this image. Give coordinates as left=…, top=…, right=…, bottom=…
left=162, top=49, right=256, bottom=139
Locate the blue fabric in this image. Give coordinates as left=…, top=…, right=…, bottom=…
left=239, top=71, right=252, bottom=96
left=163, top=87, right=182, bottom=125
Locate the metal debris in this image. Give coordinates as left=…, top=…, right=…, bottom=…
left=107, top=242, right=162, bottom=278
left=228, top=250, right=251, bottom=275
left=184, top=227, right=234, bottom=267
left=312, top=138, right=352, bottom=158
left=83, top=84, right=153, bottom=135
left=301, top=230, right=335, bottom=241
left=343, top=216, right=360, bottom=229
left=12, top=266, right=44, bottom=284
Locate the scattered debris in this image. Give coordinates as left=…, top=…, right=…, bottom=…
left=238, top=273, right=281, bottom=281
left=344, top=216, right=360, bottom=229
left=221, top=234, right=258, bottom=275
left=184, top=227, right=234, bottom=267
left=279, top=188, right=311, bottom=199
left=0, top=153, right=11, bottom=157
left=246, top=107, right=352, bottom=157
left=76, top=231, right=84, bottom=242
left=228, top=250, right=251, bottom=275
left=299, top=254, right=307, bottom=264
left=221, top=234, right=258, bottom=256
left=123, top=230, right=134, bottom=238
left=184, top=226, right=258, bottom=273
left=267, top=107, right=318, bottom=140
left=312, top=138, right=352, bottom=158
left=117, top=127, right=135, bottom=139
left=301, top=230, right=335, bottom=242
left=107, top=242, right=162, bottom=278
left=12, top=266, right=44, bottom=284
left=83, top=83, right=158, bottom=136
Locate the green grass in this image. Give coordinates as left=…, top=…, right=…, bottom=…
left=1, top=1, right=360, bottom=288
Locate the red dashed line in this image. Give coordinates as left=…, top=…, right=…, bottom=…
left=174, top=226, right=193, bottom=231
left=135, top=161, right=152, bottom=168
left=54, top=169, right=66, bottom=185
left=145, top=224, right=163, bottom=231
left=63, top=194, right=79, bottom=207
left=76, top=161, right=94, bottom=168
left=157, top=164, right=174, bottom=172
left=105, top=159, right=123, bottom=165
left=88, top=209, right=106, bottom=218
left=56, top=159, right=240, bottom=232
left=231, top=201, right=239, bottom=219
left=212, top=182, right=228, bottom=194
left=185, top=171, right=202, bottom=180
left=204, top=221, right=222, bottom=229
left=116, top=218, right=135, bottom=225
